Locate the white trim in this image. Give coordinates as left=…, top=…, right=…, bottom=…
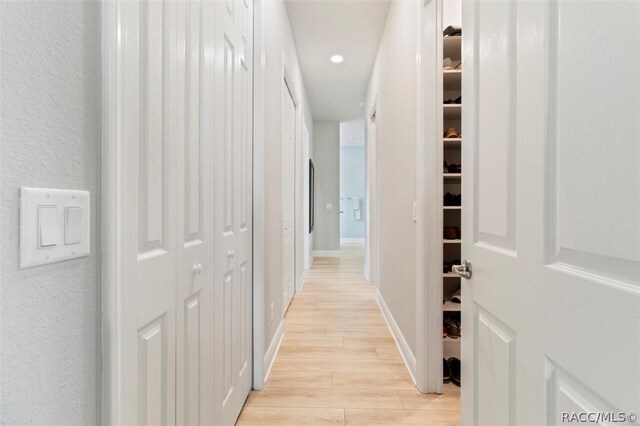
left=296, top=274, right=306, bottom=293
left=312, top=250, right=341, bottom=258
left=416, top=0, right=445, bottom=394
left=101, top=0, right=122, bottom=422
left=376, top=290, right=417, bottom=385
left=340, top=238, right=365, bottom=244
left=252, top=0, right=266, bottom=390
left=263, top=320, right=284, bottom=383
left=363, top=265, right=370, bottom=281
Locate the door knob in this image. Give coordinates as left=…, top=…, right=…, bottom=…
left=192, top=263, right=203, bottom=274
left=227, top=250, right=235, bottom=258
left=452, top=259, right=472, bottom=279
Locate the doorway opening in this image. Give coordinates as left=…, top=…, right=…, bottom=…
left=339, top=119, right=366, bottom=249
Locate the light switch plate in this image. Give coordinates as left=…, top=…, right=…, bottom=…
left=20, top=187, right=90, bottom=269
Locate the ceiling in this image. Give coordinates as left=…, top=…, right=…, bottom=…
left=285, top=0, right=390, bottom=122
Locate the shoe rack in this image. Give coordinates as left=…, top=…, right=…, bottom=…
left=442, top=28, right=462, bottom=364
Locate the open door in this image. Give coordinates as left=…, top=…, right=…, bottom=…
left=460, top=1, right=639, bottom=424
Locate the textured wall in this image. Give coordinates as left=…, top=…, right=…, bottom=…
left=261, top=0, right=314, bottom=357
left=0, top=2, right=102, bottom=424
left=313, top=122, right=341, bottom=251
left=366, top=0, right=419, bottom=353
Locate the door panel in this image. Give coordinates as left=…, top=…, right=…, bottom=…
left=462, top=1, right=640, bottom=425
left=214, top=0, right=254, bottom=423
left=119, top=0, right=177, bottom=424
left=175, top=0, right=215, bottom=424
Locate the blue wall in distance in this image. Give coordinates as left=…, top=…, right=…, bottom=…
left=340, top=146, right=366, bottom=238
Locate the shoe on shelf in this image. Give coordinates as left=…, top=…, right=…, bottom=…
left=443, top=227, right=457, bottom=240
left=443, top=25, right=462, bottom=37
left=444, top=192, right=456, bottom=206
left=443, top=57, right=454, bottom=70
left=444, top=127, right=459, bottom=138
left=448, top=357, right=461, bottom=386
left=454, top=194, right=461, bottom=206
left=453, top=226, right=461, bottom=239
left=451, top=286, right=461, bottom=303
left=455, top=62, right=462, bottom=70
left=454, top=96, right=462, bottom=104
left=443, top=358, right=451, bottom=383
left=443, top=326, right=448, bottom=338
left=444, top=319, right=460, bottom=339
left=447, top=163, right=461, bottom=174
left=443, top=161, right=448, bottom=173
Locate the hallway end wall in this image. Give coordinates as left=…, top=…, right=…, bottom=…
left=258, top=0, right=314, bottom=376
left=0, top=2, right=102, bottom=424
left=312, top=122, right=341, bottom=252
left=366, top=0, right=420, bottom=355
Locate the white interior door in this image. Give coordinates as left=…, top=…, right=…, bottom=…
left=175, top=1, right=215, bottom=424
left=461, top=1, right=640, bottom=425
left=282, top=82, right=296, bottom=309
left=117, top=2, right=178, bottom=424
left=213, top=0, right=254, bottom=424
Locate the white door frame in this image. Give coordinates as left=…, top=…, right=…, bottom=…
left=365, top=100, right=378, bottom=285
left=282, top=55, right=299, bottom=313
left=415, top=0, right=444, bottom=394
left=302, top=117, right=311, bottom=271
left=252, top=0, right=266, bottom=390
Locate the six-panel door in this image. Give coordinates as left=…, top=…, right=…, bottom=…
left=115, top=0, right=253, bottom=424
left=462, top=1, right=640, bottom=424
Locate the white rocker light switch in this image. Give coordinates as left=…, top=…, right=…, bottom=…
left=21, top=187, right=90, bottom=268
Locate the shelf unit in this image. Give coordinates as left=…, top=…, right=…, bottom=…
left=442, top=29, right=462, bottom=365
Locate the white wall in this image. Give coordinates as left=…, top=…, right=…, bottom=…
left=258, top=0, right=314, bottom=362
left=0, top=1, right=101, bottom=424
left=340, top=118, right=366, bottom=147
left=366, top=0, right=420, bottom=354
left=313, top=122, right=341, bottom=251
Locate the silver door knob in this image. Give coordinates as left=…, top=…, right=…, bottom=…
left=452, top=260, right=472, bottom=279
left=227, top=250, right=235, bottom=258
left=192, top=264, right=203, bottom=274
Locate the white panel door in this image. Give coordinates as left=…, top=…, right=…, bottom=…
left=213, top=0, right=254, bottom=424
left=461, top=1, right=640, bottom=425
left=282, top=82, right=296, bottom=309
left=175, top=1, right=216, bottom=424
left=117, top=1, right=178, bottom=424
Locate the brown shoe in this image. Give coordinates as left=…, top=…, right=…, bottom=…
left=444, top=127, right=459, bottom=138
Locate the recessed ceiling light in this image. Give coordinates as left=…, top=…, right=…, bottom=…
left=330, top=55, right=344, bottom=64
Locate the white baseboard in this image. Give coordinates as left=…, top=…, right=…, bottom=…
left=376, top=289, right=417, bottom=386
left=296, top=274, right=306, bottom=293
left=312, top=250, right=340, bottom=257
left=263, top=320, right=284, bottom=383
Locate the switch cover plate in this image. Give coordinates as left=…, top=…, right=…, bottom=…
left=20, top=187, right=90, bottom=269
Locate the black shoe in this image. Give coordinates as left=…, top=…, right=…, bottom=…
left=448, top=357, right=461, bottom=386
left=443, top=358, right=451, bottom=383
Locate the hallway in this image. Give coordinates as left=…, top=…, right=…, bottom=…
left=238, top=244, right=460, bottom=425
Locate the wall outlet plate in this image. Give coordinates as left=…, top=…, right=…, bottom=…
left=20, top=187, right=90, bottom=269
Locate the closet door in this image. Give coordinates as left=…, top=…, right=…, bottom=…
left=213, top=0, right=254, bottom=424
left=175, top=1, right=216, bottom=425
left=282, top=82, right=297, bottom=309
left=461, top=1, right=640, bottom=425
left=117, top=1, right=178, bottom=424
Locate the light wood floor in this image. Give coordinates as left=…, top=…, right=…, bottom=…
left=237, top=244, right=460, bottom=425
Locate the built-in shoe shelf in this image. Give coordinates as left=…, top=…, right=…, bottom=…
left=441, top=26, right=462, bottom=369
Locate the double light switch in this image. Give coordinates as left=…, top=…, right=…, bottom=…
left=21, top=187, right=90, bottom=268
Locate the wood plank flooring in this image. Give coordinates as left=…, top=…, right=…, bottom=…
left=238, top=244, right=460, bottom=425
